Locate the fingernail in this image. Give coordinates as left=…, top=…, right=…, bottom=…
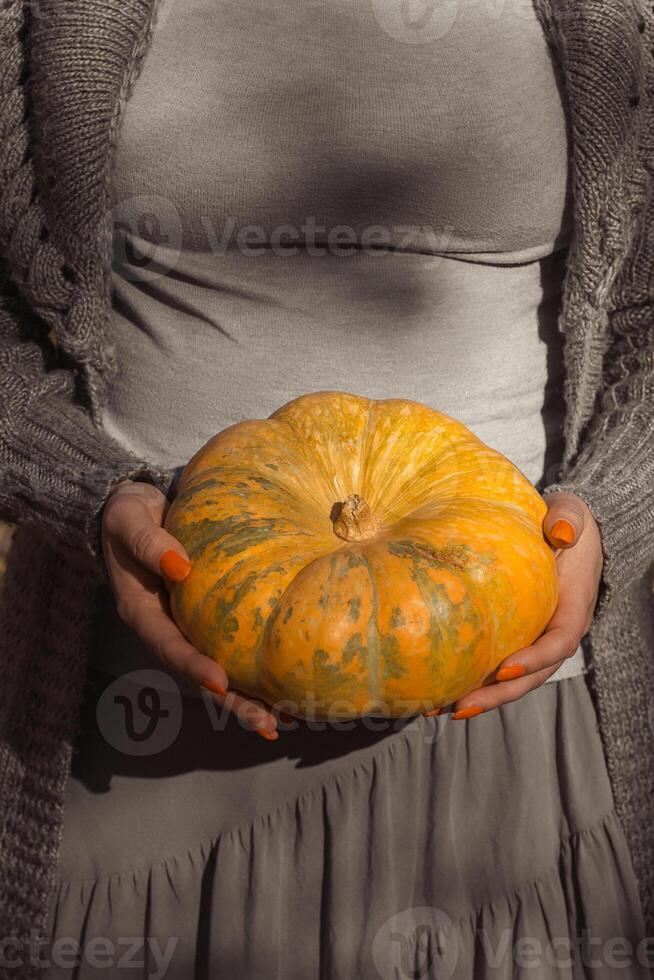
left=160, top=549, right=192, bottom=582
left=200, top=680, right=229, bottom=698
left=422, top=707, right=442, bottom=717
left=496, top=664, right=526, bottom=682
left=550, top=519, right=575, bottom=547
left=452, top=705, right=484, bottom=721
left=256, top=727, right=279, bottom=741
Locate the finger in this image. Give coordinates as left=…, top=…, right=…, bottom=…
left=204, top=687, right=280, bottom=740
left=542, top=491, right=587, bottom=549
left=103, top=484, right=192, bottom=582
left=451, top=658, right=567, bottom=717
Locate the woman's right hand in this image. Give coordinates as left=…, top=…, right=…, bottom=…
left=100, top=478, right=280, bottom=739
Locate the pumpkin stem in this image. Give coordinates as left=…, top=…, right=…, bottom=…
left=332, top=494, right=383, bottom=542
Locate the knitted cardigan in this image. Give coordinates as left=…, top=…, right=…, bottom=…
left=0, top=0, right=653, bottom=970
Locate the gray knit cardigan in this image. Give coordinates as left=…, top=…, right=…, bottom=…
left=0, top=0, right=653, bottom=969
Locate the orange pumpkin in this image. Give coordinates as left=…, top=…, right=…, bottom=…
left=163, top=391, right=558, bottom=719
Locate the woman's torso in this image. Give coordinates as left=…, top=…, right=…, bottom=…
left=94, top=0, right=586, bottom=682
left=105, top=0, right=573, bottom=479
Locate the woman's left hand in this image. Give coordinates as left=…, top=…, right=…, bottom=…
left=445, top=491, right=604, bottom=720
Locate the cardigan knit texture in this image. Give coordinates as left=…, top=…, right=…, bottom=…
left=0, top=0, right=653, bottom=970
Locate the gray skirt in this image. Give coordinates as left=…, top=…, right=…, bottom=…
left=42, top=630, right=648, bottom=979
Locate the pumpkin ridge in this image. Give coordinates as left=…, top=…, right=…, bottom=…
left=269, top=392, right=369, bottom=506
left=185, top=555, right=248, bottom=639
left=357, top=394, right=376, bottom=503
left=178, top=413, right=339, bottom=524
left=383, top=441, right=480, bottom=513
left=359, top=401, right=474, bottom=514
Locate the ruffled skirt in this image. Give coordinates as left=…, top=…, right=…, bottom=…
left=42, top=664, right=648, bottom=980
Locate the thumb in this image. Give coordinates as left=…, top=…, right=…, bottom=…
left=102, top=480, right=192, bottom=582
left=541, top=491, right=587, bottom=549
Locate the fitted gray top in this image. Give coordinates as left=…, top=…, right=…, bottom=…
left=96, top=0, right=586, bottom=683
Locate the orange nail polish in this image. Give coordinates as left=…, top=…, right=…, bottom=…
left=452, top=705, right=484, bottom=721
left=422, top=707, right=442, bottom=717
left=159, top=549, right=192, bottom=582
left=200, top=680, right=229, bottom=698
left=550, top=519, right=575, bottom=547
left=256, top=727, right=279, bottom=741
left=496, top=664, right=526, bottom=682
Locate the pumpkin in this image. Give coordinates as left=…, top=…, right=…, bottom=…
left=163, top=391, right=558, bottom=719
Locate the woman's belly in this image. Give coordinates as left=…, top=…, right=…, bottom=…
left=104, top=236, right=569, bottom=491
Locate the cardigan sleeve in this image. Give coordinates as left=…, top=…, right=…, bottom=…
left=0, top=257, right=176, bottom=582
left=541, top=197, right=654, bottom=622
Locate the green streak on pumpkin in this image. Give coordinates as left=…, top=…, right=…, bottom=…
left=283, top=605, right=294, bottom=624
left=278, top=648, right=361, bottom=704
left=171, top=514, right=252, bottom=559
left=176, top=513, right=312, bottom=563
left=170, top=477, right=227, bottom=510
left=190, top=555, right=289, bottom=653
left=211, top=576, right=255, bottom=644
left=342, top=632, right=367, bottom=668
left=347, top=596, right=361, bottom=622
left=390, top=606, right=405, bottom=628
left=387, top=539, right=470, bottom=570
left=181, top=465, right=308, bottom=514
left=379, top=634, right=408, bottom=681
left=188, top=556, right=239, bottom=635
left=329, top=550, right=368, bottom=577
left=253, top=607, right=265, bottom=631
left=345, top=551, right=368, bottom=571
left=217, top=520, right=281, bottom=558
left=254, top=590, right=284, bottom=671
left=251, top=476, right=277, bottom=490
left=361, top=554, right=381, bottom=702
left=221, top=614, right=239, bottom=643
left=387, top=539, right=481, bottom=681
left=407, top=571, right=447, bottom=673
